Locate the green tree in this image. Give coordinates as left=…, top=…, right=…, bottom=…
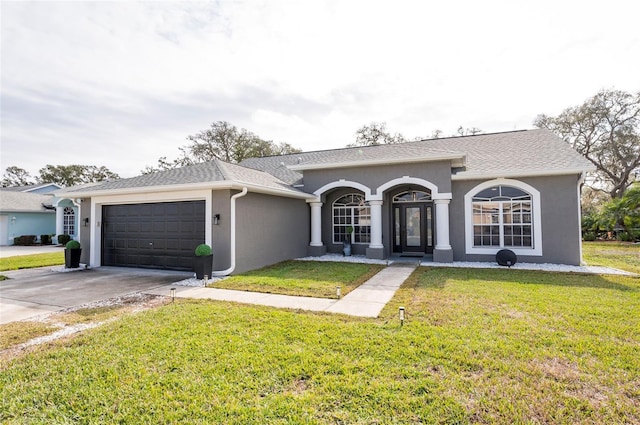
left=1, top=166, right=34, bottom=187
left=143, top=121, right=301, bottom=174
left=534, top=88, right=640, bottom=199
left=37, top=165, right=119, bottom=187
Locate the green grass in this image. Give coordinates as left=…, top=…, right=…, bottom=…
left=582, top=241, right=640, bottom=274
left=1, top=267, right=638, bottom=424
left=212, top=260, right=384, bottom=298
left=0, top=252, right=64, bottom=272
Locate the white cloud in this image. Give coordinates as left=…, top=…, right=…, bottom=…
left=1, top=0, right=639, bottom=178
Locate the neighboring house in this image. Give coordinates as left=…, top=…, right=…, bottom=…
left=0, top=190, right=57, bottom=245
left=53, top=129, right=594, bottom=274
left=2, top=183, right=62, bottom=195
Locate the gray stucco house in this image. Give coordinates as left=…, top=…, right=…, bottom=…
left=53, top=129, right=594, bottom=274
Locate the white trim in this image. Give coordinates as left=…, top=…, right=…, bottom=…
left=375, top=176, right=444, bottom=200
left=464, top=178, right=543, bottom=256
left=313, top=179, right=372, bottom=199
left=288, top=153, right=466, bottom=171
left=89, top=189, right=213, bottom=268
left=54, top=180, right=313, bottom=200
left=452, top=167, right=595, bottom=181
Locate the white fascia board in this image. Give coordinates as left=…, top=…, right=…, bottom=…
left=56, top=180, right=315, bottom=201
left=451, top=167, right=595, bottom=181
left=288, top=154, right=466, bottom=171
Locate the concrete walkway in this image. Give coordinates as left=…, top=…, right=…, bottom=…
left=144, top=263, right=417, bottom=318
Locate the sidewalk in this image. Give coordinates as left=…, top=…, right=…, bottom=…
left=144, top=263, right=417, bottom=318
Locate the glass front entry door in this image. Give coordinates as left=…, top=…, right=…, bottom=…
left=393, top=204, right=433, bottom=254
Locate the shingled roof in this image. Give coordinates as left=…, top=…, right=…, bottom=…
left=0, top=190, right=55, bottom=213
left=56, top=160, right=307, bottom=197
left=55, top=129, right=593, bottom=198
left=240, top=129, right=593, bottom=183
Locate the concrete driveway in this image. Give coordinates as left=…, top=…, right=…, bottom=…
left=0, top=245, right=65, bottom=258
left=0, top=267, right=192, bottom=324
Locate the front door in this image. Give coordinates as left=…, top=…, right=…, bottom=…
left=393, top=203, right=434, bottom=255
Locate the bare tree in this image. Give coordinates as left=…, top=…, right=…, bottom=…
left=142, top=121, right=302, bottom=174
left=534, top=89, right=640, bottom=198
left=349, top=122, right=407, bottom=147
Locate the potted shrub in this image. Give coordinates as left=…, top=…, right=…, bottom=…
left=193, top=243, right=213, bottom=279
left=65, top=240, right=82, bottom=269
left=343, top=225, right=354, bottom=256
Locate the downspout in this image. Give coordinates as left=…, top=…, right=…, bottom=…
left=211, top=187, right=248, bottom=276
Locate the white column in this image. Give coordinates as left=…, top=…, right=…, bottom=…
left=434, top=199, right=451, bottom=250
left=309, top=202, right=323, bottom=246
left=368, top=200, right=383, bottom=248
left=56, top=206, right=64, bottom=238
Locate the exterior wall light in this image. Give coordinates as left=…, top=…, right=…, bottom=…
left=11, top=216, right=17, bottom=224
left=214, top=214, right=220, bottom=225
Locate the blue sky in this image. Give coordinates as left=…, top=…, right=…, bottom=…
left=2, top=0, right=639, bottom=178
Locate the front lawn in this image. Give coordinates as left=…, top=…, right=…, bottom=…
left=582, top=241, right=640, bottom=274
left=211, top=260, right=384, bottom=298
left=2, top=267, right=638, bottom=424
left=0, top=252, right=64, bottom=272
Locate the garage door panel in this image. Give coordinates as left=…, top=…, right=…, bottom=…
left=102, top=201, right=205, bottom=271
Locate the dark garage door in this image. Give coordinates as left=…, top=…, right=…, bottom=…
left=102, top=201, right=205, bottom=271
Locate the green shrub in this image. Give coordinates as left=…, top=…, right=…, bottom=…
left=582, top=232, right=597, bottom=241
left=618, top=231, right=634, bottom=242
left=13, top=235, right=37, bottom=246
left=58, top=234, right=71, bottom=245
left=194, top=244, right=212, bottom=256
left=65, top=240, right=81, bottom=249
left=40, top=234, right=52, bottom=245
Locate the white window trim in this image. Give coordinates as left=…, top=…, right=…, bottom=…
left=332, top=193, right=371, bottom=245
left=464, top=179, right=542, bottom=256
left=63, top=206, right=76, bottom=236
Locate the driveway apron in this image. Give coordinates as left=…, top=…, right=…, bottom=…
left=0, top=267, right=192, bottom=324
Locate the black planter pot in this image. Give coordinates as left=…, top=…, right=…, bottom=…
left=193, top=254, right=213, bottom=279
left=65, top=248, right=82, bottom=269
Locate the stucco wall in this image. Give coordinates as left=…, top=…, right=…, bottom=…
left=211, top=190, right=232, bottom=271
left=301, top=161, right=452, bottom=196
left=0, top=212, right=55, bottom=245
left=450, top=174, right=582, bottom=265
left=78, top=198, right=92, bottom=264
left=233, top=191, right=309, bottom=274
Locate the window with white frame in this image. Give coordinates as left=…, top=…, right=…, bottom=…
left=472, top=186, right=532, bottom=247
left=464, top=180, right=542, bottom=256
left=63, top=207, right=76, bottom=236
left=332, top=194, right=371, bottom=244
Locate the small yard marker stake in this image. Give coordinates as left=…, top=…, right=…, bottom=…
left=170, top=287, right=176, bottom=303
left=399, top=307, right=405, bottom=326
left=203, top=275, right=209, bottom=286
left=336, top=286, right=342, bottom=298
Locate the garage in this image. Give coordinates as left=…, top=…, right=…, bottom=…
left=102, top=201, right=205, bottom=271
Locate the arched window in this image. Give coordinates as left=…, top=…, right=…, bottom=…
left=464, top=180, right=542, bottom=256
left=63, top=206, right=76, bottom=236
left=392, top=189, right=432, bottom=203
left=472, top=185, right=532, bottom=247
left=332, top=194, right=371, bottom=244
